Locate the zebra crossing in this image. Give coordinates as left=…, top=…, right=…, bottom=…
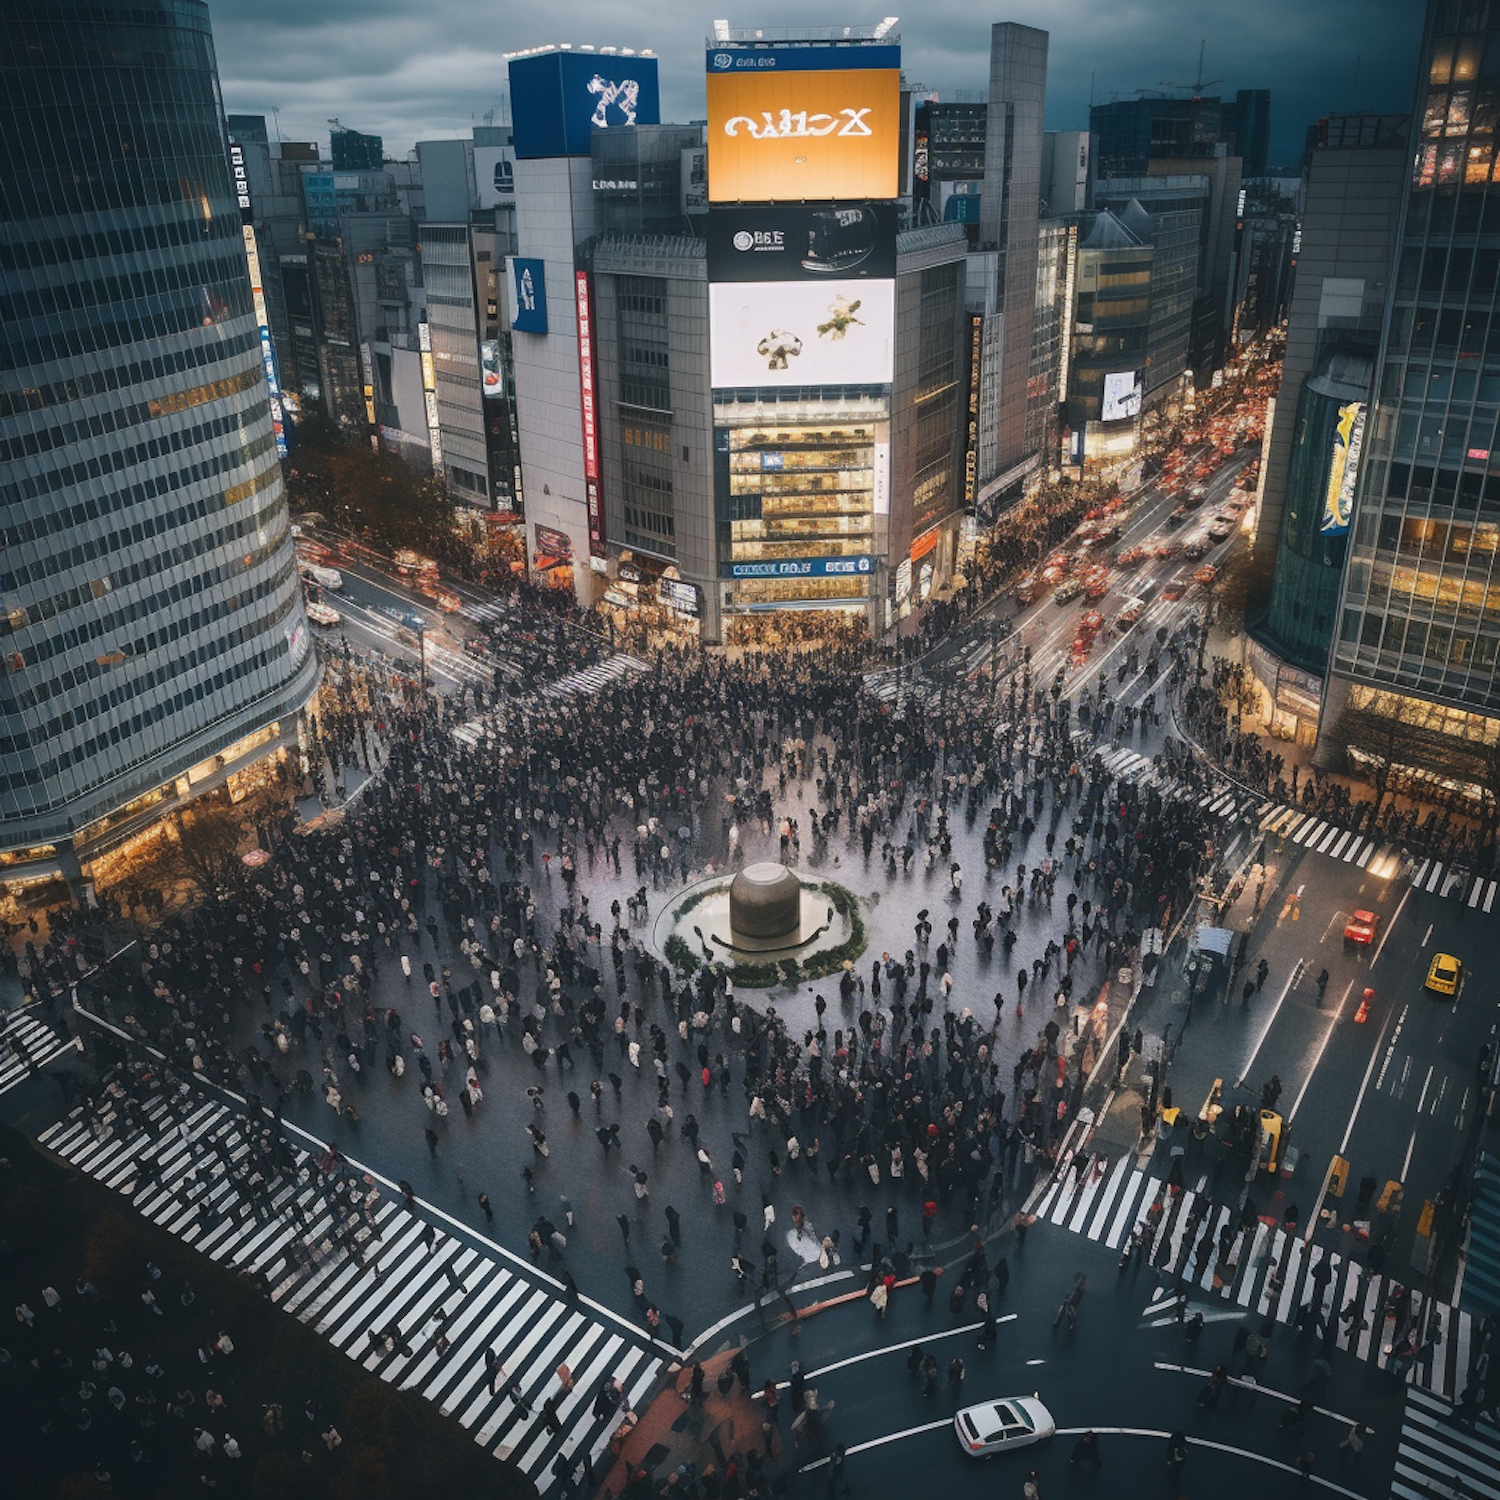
left=1395, top=1388, right=1500, bottom=1500
left=537, top=653, right=647, bottom=703
left=1026, top=1158, right=1482, bottom=1400
left=1407, top=855, right=1500, bottom=913
left=1257, top=804, right=1399, bottom=874
left=38, top=1092, right=663, bottom=1491
left=1097, top=749, right=1263, bottom=828
left=0, top=1010, right=77, bottom=1096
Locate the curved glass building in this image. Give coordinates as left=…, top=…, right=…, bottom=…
left=0, top=0, right=318, bottom=882
left=1260, top=351, right=1373, bottom=675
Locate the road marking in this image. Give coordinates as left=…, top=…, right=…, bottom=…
left=685, top=1269, right=854, bottom=1353
left=1151, top=1362, right=1359, bottom=1427
left=797, top=1417, right=952, bottom=1468
left=1341, top=1002, right=1400, bottom=1155
left=1025, top=1358, right=1046, bottom=1366
left=1238, top=959, right=1305, bottom=1087
left=1421, top=923, right=1433, bottom=948
left=1401, top=1127, right=1418, bottom=1182
left=1048, top=1429, right=1367, bottom=1498
left=1371, top=884, right=1412, bottom=970
left=1416, top=1064, right=1435, bottom=1114
left=757, top=1320, right=1002, bottom=1391
left=1288, top=979, right=1355, bottom=1123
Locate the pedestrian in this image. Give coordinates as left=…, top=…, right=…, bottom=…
left=1022, top=1468, right=1041, bottom=1499
left=947, top=1355, right=965, bottom=1400
left=1166, top=1430, right=1188, bottom=1477
left=1070, top=1430, right=1101, bottom=1468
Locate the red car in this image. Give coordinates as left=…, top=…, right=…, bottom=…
left=1344, top=909, right=1380, bottom=947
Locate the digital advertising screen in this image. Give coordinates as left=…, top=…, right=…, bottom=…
left=710, top=279, right=894, bottom=389
left=1320, top=400, right=1366, bottom=536
left=480, top=341, right=504, bottom=399
left=510, top=50, right=661, bottom=159
left=707, top=202, right=897, bottom=282
left=706, top=66, right=900, bottom=202
left=1101, top=370, right=1142, bottom=423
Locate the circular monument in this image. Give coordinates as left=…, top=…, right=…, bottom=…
left=654, top=864, right=864, bottom=985
left=729, top=862, right=801, bottom=940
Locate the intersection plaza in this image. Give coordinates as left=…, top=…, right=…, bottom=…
left=4, top=546, right=1499, bottom=1499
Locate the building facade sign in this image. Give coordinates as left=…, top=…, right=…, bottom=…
left=707, top=202, right=897, bottom=281
left=575, top=271, right=606, bottom=558
left=730, top=555, right=873, bottom=579
left=511, top=258, right=548, bottom=333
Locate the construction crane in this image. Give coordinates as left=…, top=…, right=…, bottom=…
left=1156, top=40, right=1222, bottom=97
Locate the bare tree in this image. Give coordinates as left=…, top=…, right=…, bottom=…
left=171, top=804, right=246, bottom=903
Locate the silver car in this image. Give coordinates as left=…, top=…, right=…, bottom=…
left=954, top=1395, right=1056, bottom=1457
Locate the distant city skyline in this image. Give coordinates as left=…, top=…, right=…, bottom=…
left=211, top=0, right=1420, bottom=168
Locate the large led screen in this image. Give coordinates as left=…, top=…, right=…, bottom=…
left=710, top=279, right=894, bottom=389
left=708, top=203, right=897, bottom=282
left=510, top=51, right=661, bottom=160
left=1101, top=370, right=1142, bottom=422
left=706, top=67, right=900, bottom=202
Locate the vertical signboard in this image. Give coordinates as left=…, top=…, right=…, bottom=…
left=1320, top=400, right=1365, bottom=536
left=230, top=143, right=288, bottom=457
left=964, top=313, right=982, bottom=505
left=418, top=321, right=443, bottom=476
left=575, top=271, right=605, bottom=557
left=510, top=258, right=548, bottom=333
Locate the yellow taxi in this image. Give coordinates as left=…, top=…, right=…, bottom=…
left=1425, top=953, right=1463, bottom=997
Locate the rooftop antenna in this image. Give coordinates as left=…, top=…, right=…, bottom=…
left=270, top=106, right=282, bottom=143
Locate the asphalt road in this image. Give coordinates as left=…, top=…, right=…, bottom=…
left=729, top=1227, right=1406, bottom=1500
left=1140, top=824, right=1500, bottom=1288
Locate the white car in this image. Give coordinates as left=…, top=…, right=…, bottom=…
left=954, top=1396, right=1055, bottom=1457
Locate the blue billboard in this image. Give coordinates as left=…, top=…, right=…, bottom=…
left=510, top=50, right=661, bottom=159
left=706, top=45, right=900, bottom=73
left=511, top=259, right=548, bottom=333
left=731, top=555, right=873, bottom=579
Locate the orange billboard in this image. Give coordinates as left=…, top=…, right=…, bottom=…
left=707, top=68, right=900, bottom=203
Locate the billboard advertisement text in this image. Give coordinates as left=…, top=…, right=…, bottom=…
left=706, top=67, right=899, bottom=202
left=511, top=258, right=548, bottom=333
left=1101, top=370, right=1142, bottom=422
left=710, top=279, right=893, bottom=389
left=731, top=555, right=873, bottom=579
left=708, top=202, right=897, bottom=282
left=510, top=51, right=661, bottom=160
left=707, top=45, right=901, bottom=74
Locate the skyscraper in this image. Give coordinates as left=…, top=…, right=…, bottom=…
left=979, top=22, right=1048, bottom=496
left=1246, top=114, right=1408, bottom=745
left=0, top=0, right=318, bottom=885
left=1319, top=1, right=1500, bottom=789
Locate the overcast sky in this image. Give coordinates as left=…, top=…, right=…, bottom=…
left=209, top=0, right=1422, bottom=169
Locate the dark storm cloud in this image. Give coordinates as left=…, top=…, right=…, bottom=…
left=208, top=0, right=1422, bottom=165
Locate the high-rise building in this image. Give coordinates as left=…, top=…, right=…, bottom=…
left=0, top=0, right=318, bottom=889
left=1318, top=2, right=1500, bottom=792
left=978, top=23, right=1049, bottom=501
left=1222, top=89, right=1273, bottom=178
left=331, top=125, right=383, bottom=171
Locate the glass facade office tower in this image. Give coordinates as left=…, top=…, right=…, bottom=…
left=0, top=0, right=318, bottom=876
left=1320, top=1, right=1500, bottom=792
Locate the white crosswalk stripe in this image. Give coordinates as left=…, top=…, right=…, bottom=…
left=1255, top=807, right=1399, bottom=874
left=538, top=653, right=648, bottom=703
left=1024, top=1159, right=1478, bottom=1398
left=38, top=1093, right=663, bottom=1491
left=1394, top=1389, right=1500, bottom=1500
left=1407, top=857, right=1500, bottom=911
left=0, top=1011, right=78, bottom=1095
